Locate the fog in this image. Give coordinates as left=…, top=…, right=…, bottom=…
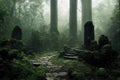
left=41, top=0, right=117, bottom=38
left=0, top=0, right=118, bottom=40
left=0, top=0, right=120, bottom=79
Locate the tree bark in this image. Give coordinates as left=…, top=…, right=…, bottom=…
left=81, top=0, right=92, bottom=27
left=50, top=0, right=59, bottom=50
left=81, top=0, right=92, bottom=43
left=118, top=0, right=120, bottom=10
left=69, top=0, right=77, bottom=39
left=50, top=0, right=59, bottom=34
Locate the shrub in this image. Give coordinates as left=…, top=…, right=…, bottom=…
left=64, top=61, right=91, bottom=80
left=0, top=39, right=47, bottom=80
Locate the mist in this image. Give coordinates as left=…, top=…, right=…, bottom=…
left=0, top=0, right=120, bottom=80
left=41, top=0, right=117, bottom=37
left=0, top=0, right=118, bottom=44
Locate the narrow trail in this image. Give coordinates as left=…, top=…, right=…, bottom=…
left=30, top=52, right=68, bottom=80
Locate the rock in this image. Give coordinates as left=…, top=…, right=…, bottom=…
left=98, top=35, right=110, bottom=49
left=99, top=44, right=119, bottom=67
left=11, top=25, right=22, bottom=40
left=59, top=46, right=77, bottom=58
left=90, top=40, right=98, bottom=50
left=84, top=21, right=95, bottom=50
left=63, top=56, right=78, bottom=60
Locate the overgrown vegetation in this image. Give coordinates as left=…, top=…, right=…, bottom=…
left=0, top=0, right=120, bottom=80
left=107, top=4, right=120, bottom=51
left=0, top=39, right=47, bottom=80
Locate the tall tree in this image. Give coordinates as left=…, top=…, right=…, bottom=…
left=81, top=0, right=92, bottom=42
left=81, top=0, right=92, bottom=26
left=69, top=0, right=77, bottom=39
left=50, top=0, right=59, bottom=50
left=50, top=0, right=59, bottom=34
left=119, top=0, right=120, bottom=10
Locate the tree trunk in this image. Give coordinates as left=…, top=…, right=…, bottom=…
left=119, top=0, right=120, bottom=10
left=69, top=0, right=77, bottom=39
left=81, top=0, right=92, bottom=27
left=81, top=0, right=92, bottom=43
left=50, top=0, right=59, bottom=34
left=50, top=0, right=59, bottom=50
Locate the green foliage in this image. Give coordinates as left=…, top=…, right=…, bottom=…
left=96, top=68, right=107, bottom=76
left=0, top=39, right=46, bottom=80
left=71, top=71, right=85, bottom=80
left=64, top=61, right=91, bottom=80
left=35, top=66, right=46, bottom=77
left=108, top=4, right=120, bottom=51
left=65, top=61, right=91, bottom=73
left=0, top=8, right=8, bottom=16
left=27, top=31, right=42, bottom=52
left=117, top=77, right=120, bottom=80
left=49, top=52, right=65, bottom=65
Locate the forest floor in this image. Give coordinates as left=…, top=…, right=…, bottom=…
left=29, top=51, right=120, bottom=80
left=30, top=51, right=70, bottom=80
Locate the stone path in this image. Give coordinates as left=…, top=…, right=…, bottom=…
left=30, top=53, right=68, bottom=80
left=63, top=53, right=78, bottom=60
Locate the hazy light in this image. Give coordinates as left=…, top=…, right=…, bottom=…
left=42, top=0, right=116, bottom=33
left=58, top=0, right=69, bottom=32
left=26, top=0, right=29, bottom=3
left=58, top=0, right=82, bottom=32
left=92, top=0, right=103, bottom=7
left=42, top=1, right=50, bottom=25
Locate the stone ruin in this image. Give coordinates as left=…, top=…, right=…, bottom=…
left=11, top=25, right=22, bottom=40
left=84, top=21, right=94, bottom=50
left=60, top=21, right=119, bottom=68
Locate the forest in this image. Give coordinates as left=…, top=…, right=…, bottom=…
left=0, top=0, right=120, bottom=80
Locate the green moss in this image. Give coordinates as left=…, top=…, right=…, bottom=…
left=35, top=66, right=47, bottom=77
left=96, top=68, right=107, bottom=76
left=72, top=71, right=85, bottom=79
left=117, top=77, right=120, bottom=80
left=0, top=40, right=47, bottom=80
